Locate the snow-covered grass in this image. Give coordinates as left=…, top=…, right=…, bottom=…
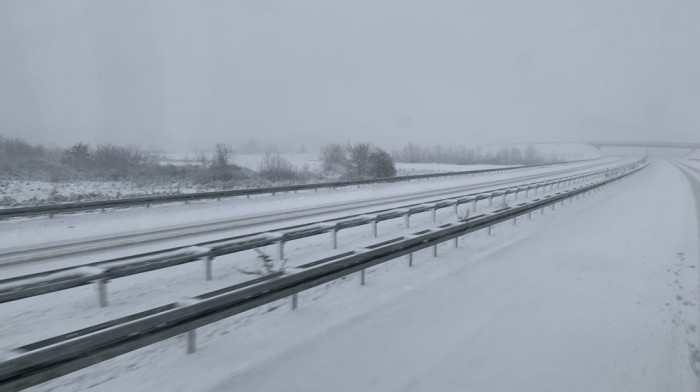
left=0, top=158, right=624, bottom=259
left=0, top=179, right=213, bottom=208
left=10, top=159, right=698, bottom=392
left=0, top=161, right=517, bottom=208
left=232, top=153, right=323, bottom=172
left=0, top=168, right=616, bottom=368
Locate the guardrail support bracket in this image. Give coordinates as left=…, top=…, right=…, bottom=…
left=331, top=229, right=338, bottom=249
left=204, top=256, right=213, bottom=281
left=186, top=330, right=196, bottom=354
left=277, top=241, right=285, bottom=260
left=96, top=279, right=108, bottom=308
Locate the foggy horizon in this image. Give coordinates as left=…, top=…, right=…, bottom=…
left=2, top=2, right=700, bottom=391
left=2, top=0, right=699, bottom=152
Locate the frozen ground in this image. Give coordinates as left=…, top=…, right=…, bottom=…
left=0, top=146, right=601, bottom=208
left=234, top=153, right=516, bottom=174
left=394, top=162, right=515, bottom=174
left=8, top=159, right=699, bottom=391
left=0, top=179, right=207, bottom=208
left=0, top=158, right=623, bottom=264
left=0, top=164, right=606, bottom=352
left=0, top=162, right=514, bottom=208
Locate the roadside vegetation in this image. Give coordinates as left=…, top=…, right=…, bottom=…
left=0, top=136, right=398, bottom=207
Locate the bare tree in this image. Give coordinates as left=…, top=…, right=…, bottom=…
left=258, top=153, right=297, bottom=182
left=212, top=143, right=234, bottom=169
left=346, top=143, right=372, bottom=178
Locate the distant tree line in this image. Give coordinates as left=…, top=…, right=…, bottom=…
left=0, top=135, right=321, bottom=187
left=391, top=143, right=561, bottom=166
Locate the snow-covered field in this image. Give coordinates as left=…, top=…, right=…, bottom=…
left=0, top=179, right=209, bottom=208
left=0, top=162, right=513, bottom=208
left=234, top=153, right=517, bottom=174
left=0, top=143, right=605, bottom=208
left=5, top=159, right=697, bottom=392
left=0, top=158, right=622, bottom=264
left=2, top=158, right=698, bottom=392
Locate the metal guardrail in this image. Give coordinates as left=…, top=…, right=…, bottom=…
left=0, top=164, right=628, bottom=307
left=0, top=160, right=595, bottom=220
left=0, top=159, right=648, bottom=391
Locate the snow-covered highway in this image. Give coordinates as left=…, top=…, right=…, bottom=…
left=0, top=158, right=625, bottom=271
left=199, top=159, right=699, bottom=392
left=10, top=159, right=697, bottom=392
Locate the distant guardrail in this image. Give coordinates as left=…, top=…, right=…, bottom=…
left=0, top=163, right=629, bottom=307
left=0, top=160, right=596, bottom=220
left=0, top=158, right=648, bottom=391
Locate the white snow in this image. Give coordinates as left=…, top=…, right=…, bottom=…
left=13, top=159, right=697, bottom=392
left=0, top=158, right=622, bottom=260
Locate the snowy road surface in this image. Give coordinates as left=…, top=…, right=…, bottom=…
left=22, top=159, right=700, bottom=391
left=1, top=158, right=620, bottom=253
left=200, top=159, right=700, bottom=391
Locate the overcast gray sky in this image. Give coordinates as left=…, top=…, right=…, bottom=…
left=1, top=0, right=699, bottom=152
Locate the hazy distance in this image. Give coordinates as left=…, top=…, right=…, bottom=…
left=1, top=0, right=699, bottom=152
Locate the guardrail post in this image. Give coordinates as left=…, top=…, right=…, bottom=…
left=186, top=330, right=196, bottom=354
left=472, top=199, right=477, bottom=212
left=454, top=237, right=459, bottom=248
left=454, top=202, right=459, bottom=215
left=277, top=240, right=285, bottom=260
left=408, top=252, right=413, bottom=267
left=291, top=293, right=298, bottom=310
left=204, top=256, right=213, bottom=281
left=96, top=279, right=108, bottom=308
left=360, top=269, right=366, bottom=285
left=433, top=244, right=438, bottom=257
left=514, top=190, right=519, bottom=200
left=502, top=192, right=507, bottom=205
left=489, top=195, right=494, bottom=207
left=488, top=225, right=492, bottom=235
left=331, top=228, right=338, bottom=249
left=528, top=211, right=532, bottom=220
left=431, top=208, right=437, bottom=222
left=372, top=219, right=378, bottom=237
left=405, top=213, right=411, bottom=228
left=513, top=215, right=517, bottom=225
